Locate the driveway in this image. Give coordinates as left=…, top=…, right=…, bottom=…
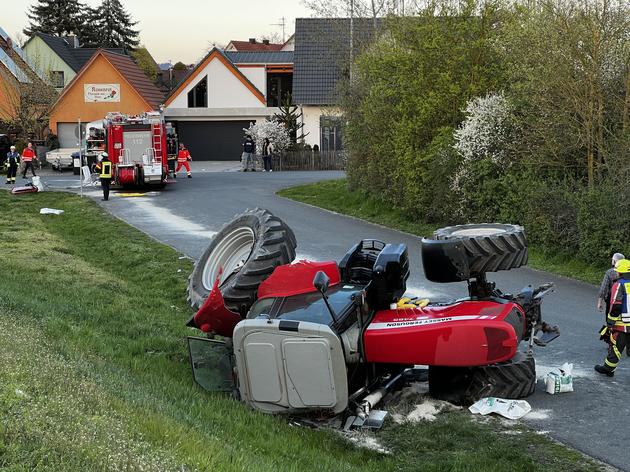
left=40, top=167, right=627, bottom=470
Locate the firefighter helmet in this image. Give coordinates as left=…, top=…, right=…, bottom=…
left=615, top=259, right=630, bottom=274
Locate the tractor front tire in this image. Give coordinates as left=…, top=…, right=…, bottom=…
left=187, top=208, right=297, bottom=315
left=428, top=352, right=536, bottom=405
left=432, top=223, right=527, bottom=275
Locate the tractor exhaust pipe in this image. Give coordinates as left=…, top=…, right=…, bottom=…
left=356, top=371, right=405, bottom=421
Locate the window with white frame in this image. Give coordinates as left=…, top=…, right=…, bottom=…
left=320, top=116, right=342, bottom=151
left=187, top=75, right=208, bottom=108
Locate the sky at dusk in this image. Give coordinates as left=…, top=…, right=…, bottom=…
left=5, top=0, right=312, bottom=64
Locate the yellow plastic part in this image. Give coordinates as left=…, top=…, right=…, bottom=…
left=396, top=298, right=430, bottom=309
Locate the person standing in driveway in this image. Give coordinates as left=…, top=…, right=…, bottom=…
left=21, top=142, right=37, bottom=178
left=595, top=259, right=630, bottom=377
left=242, top=135, right=255, bottom=172
left=5, top=145, right=19, bottom=184
left=262, top=138, right=273, bottom=172
left=94, top=152, right=112, bottom=201
left=174, top=143, right=192, bottom=178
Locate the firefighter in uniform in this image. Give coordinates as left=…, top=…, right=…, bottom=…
left=174, top=143, right=192, bottom=178
left=595, top=258, right=630, bottom=377
left=95, top=153, right=112, bottom=201
left=21, top=142, right=37, bottom=178
left=6, top=145, right=19, bottom=184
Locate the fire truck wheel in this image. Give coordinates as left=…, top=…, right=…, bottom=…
left=187, top=208, right=297, bottom=315
left=428, top=352, right=536, bottom=405
left=432, top=223, right=528, bottom=275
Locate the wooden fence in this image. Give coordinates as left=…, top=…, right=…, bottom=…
left=272, top=150, right=346, bottom=171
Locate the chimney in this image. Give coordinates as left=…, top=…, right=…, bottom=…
left=262, top=39, right=270, bottom=45
left=248, top=38, right=256, bottom=44
left=63, top=35, right=80, bottom=48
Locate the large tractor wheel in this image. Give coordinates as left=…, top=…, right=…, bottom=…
left=432, top=223, right=528, bottom=275
left=428, top=352, right=536, bottom=405
left=187, top=208, right=297, bottom=315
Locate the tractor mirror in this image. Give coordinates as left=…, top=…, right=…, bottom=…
left=313, top=271, right=330, bottom=294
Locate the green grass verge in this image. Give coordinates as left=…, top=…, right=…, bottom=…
left=0, top=191, right=602, bottom=471
left=277, top=179, right=606, bottom=286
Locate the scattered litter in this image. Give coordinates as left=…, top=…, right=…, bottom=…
left=177, top=269, right=182, bottom=273
left=545, top=363, right=574, bottom=394
left=32, top=176, right=44, bottom=191
left=537, top=363, right=590, bottom=380
left=469, top=397, right=531, bottom=420
left=40, top=208, right=64, bottom=215
left=178, top=256, right=187, bottom=260
left=170, top=305, right=181, bottom=311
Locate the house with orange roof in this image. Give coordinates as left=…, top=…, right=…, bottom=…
left=48, top=49, right=163, bottom=147
left=162, top=47, right=293, bottom=161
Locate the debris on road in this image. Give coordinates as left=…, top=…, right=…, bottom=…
left=469, top=397, right=532, bottom=420
left=544, top=363, right=574, bottom=394
left=40, top=208, right=64, bottom=215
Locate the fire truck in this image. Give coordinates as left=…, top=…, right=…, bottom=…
left=86, top=112, right=173, bottom=188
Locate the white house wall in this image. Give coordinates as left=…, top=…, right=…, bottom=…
left=301, top=106, right=321, bottom=148
left=237, top=66, right=266, bottom=97
left=167, top=56, right=265, bottom=109
left=281, top=36, right=295, bottom=51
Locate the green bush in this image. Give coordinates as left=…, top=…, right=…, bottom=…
left=342, top=1, right=630, bottom=269
left=575, top=187, right=630, bottom=261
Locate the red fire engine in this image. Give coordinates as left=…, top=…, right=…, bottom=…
left=86, top=112, right=171, bottom=188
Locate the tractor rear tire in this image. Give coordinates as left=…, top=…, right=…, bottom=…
left=432, top=223, right=527, bottom=275
left=428, top=352, right=536, bottom=405
left=187, top=208, right=297, bottom=315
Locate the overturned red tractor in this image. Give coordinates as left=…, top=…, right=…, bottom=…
left=185, top=209, right=558, bottom=426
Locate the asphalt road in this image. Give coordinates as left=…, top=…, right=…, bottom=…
left=41, top=168, right=627, bottom=470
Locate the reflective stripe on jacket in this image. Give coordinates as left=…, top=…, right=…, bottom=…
left=98, top=161, right=112, bottom=179
left=22, top=148, right=35, bottom=161
left=608, top=278, right=630, bottom=330
left=177, top=150, right=190, bottom=162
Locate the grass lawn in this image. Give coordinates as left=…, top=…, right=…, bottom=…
left=0, top=191, right=602, bottom=471
left=277, top=179, right=606, bottom=286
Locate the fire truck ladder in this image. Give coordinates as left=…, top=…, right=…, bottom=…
left=150, top=120, right=163, bottom=164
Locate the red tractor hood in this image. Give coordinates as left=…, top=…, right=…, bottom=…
left=364, top=300, right=524, bottom=367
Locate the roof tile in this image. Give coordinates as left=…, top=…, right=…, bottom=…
left=293, top=18, right=380, bottom=105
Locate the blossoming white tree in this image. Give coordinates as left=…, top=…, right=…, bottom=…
left=244, top=119, right=291, bottom=155
left=454, top=92, right=513, bottom=164
left=450, top=92, right=517, bottom=217
left=451, top=92, right=515, bottom=191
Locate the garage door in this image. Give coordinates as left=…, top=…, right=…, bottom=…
left=57, top=122, right=85, bottom=148
left=176, top=121, right=253, bottom=161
